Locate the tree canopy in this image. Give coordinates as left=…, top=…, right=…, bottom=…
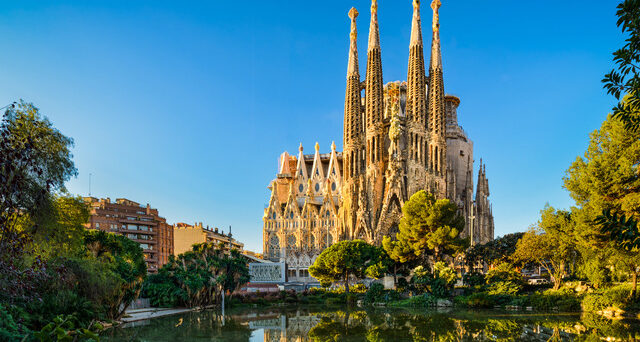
left=309, top=240, right=389, bottom=293
left=382, top=190, right=466, bottom=266
left=602, top=0, right=640, bottom=132
left=465, top=232, right=525, bottom=268
left=512, top=206, right=578, bottom=290
left=144, top=243, right=249, bottom=308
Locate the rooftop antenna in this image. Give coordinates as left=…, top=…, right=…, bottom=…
left=89, top=173, right=92, bottom=196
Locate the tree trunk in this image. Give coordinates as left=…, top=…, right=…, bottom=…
left=344, top=272, right=350, bottom=294
left=632, top=271, right=638, bottom=299
left=393, top=264, right=398, bottom=288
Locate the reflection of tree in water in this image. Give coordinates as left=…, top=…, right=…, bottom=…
left=102, top=307, right=640, bottom=341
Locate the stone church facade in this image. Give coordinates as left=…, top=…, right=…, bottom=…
left=262, top=0, right=494, bottom=281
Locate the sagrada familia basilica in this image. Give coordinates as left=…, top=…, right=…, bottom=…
left=262, top=0, right=494, bottom=280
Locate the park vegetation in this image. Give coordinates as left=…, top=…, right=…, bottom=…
left=302, top=0, right=640, bottom=317
left=143, top=243, right=250, bottom=308
left=0, top=101, right=150, bottom=341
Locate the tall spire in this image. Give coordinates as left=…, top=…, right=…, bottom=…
left=344, top=7, right=362, bottom=180
left=365, top=0, right=384, bottom=167
left=406, top=0, right=427, bottom=126
left=368, top=0, right=380, bottom=50
left=427, top=0, right=446, bottom=174
left=429, top=0, right=442, bottom=70
left=347, top=8, right=360, bottom=76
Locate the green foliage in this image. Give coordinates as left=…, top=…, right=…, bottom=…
left=433, top=261, right=458, bottom=285
left=602, top=0, right=640, bottom=133
left=387, top=293, right=437, bottom=307
left=29, top=196, right=90, bottom=259
left=0, top=304, right=29, bottom=342
left=455, top=292, right=494, bottom=309
left=365, top=283, right=385, bottom=303
left=83, top=230, right=146, bottom=319
left=463, top=272, right=486, bottom=287
left=143, top=243, right=249, bottom=308
left=563, top=113, right=640, bottom=296
left=485, top=263, right=525, bottom=295
left=465, top=232, right=524, bottom=267
left=382, top=191, right=466, bottom=265
left=26, top=290, right=97, bottom=330
left=33, top=315, right=102, bottom=342
left=410, top=262, right=457, bottom=298
left=0, top=101, right=77, bottom=221
left=582, top=284, right=640, bottom=313
left=512, top=206, right=578, bottom=290
left=309, top=240, right=389, bottom=293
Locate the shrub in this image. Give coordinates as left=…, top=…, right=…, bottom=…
left=32, top=315, right=102, bottom=342
left=365, top=283, right=385, bottom=303
left=26, top=290, right=98, bottom=330
left=455, top=293, right=495, bottom=308
left=582, top=284, right=638, bottom=313
left=397, top=278, right=409, bottom=292
left=463, top=272, right=485, bottom=287
left=485, top=263, right=525, bottom=295
left=524, top=290, right=581, bottom=311
left=389, top=293, right=436, bottom=307
left=0, top=304, right=29, bottom=342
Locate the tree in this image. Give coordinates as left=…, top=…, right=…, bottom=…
left=512, top=206, right=578, bottom=290
left=465, top=232, right=525, bottom=269
left=383, top=191, right=466, bottom=266
left=309, top=240, right=389, bottom=293
left=484, top=263, right=525, bottom=295
left=602, top=0, right=640, bottom=133
left=0, top=101, right=76, bottom=304
left=27, top=196, right=90, bottom=258
left=83, top=230, right=147, bottom=319
left=564, top=114, right=640, bottom=295
left=144, top=242, right=249, bottom=308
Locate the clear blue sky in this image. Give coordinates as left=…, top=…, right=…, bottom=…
left=0, top=0, right=624, bottom=252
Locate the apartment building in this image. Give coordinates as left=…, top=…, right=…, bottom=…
left=84, top=197, right=174, bottom=273
left=174, top=222, right=243, bottom=256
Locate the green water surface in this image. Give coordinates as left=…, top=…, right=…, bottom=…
left=102, top=306, right=640, bottom=341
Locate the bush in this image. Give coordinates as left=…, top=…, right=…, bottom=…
left=455, top=293, right=495, bottom=309
left=396, top=278, right=409, bottom=292
left=389, top=294, right=437, bottom=307
left=0, top=304, right=29, bottom=342
left=26, top=290, right=97, bottom=330
left=485, top=263, right=525, bottom=295
left=582, top=284, right=639, bottom=313
left=365, top=283, right=386, bottom=303
left=524, top=290, right=581, bottom=311
left=32, top=315, right=102, bottom=342
left=463, top=272, right=485, bottom=287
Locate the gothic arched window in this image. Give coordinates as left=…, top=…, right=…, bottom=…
left=269, top=235, right=280, bottom=259
left=287, top=235, right=296, bottom=248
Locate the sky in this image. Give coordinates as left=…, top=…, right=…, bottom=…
left=0, top=0, right=625, bottom=252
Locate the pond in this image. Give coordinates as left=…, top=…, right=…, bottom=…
left=102, top=306, right=640, bottom=341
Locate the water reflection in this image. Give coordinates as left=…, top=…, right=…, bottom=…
left=102, top=307, right=640, bottom=341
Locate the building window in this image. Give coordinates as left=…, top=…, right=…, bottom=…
left=315, top=183, right=320, bottom=192
left=127, top=224, right=138, bottom=230
left=299, top=184, right=304, bottom=193
left=95, top=222, right=100, bottom=228
left=331, top=182, right=336, bottom=191
left=139, top=225, right=149, bottom=231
